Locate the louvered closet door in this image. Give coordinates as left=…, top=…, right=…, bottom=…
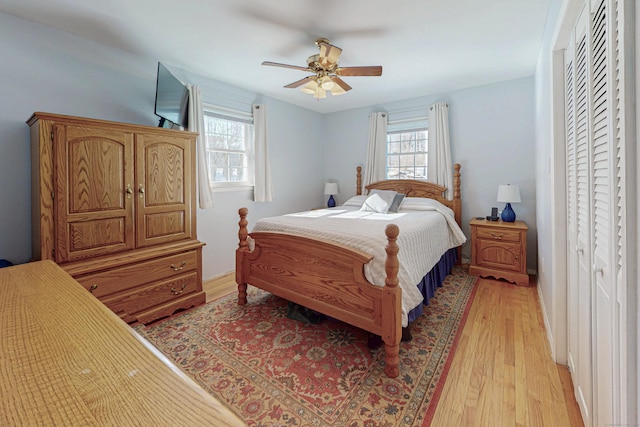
left=589, top=0, right=614, bottom=423
left=609, top=0, right=632, bottom=421
left=564, top=27, right=581, bottom=411
left=570, top=8, right=594, bottom=425
left=564, top=0, right=631, bottom=424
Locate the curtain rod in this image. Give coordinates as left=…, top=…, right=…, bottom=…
left=388, top=117, right=428, bottom=125
left=388, top=103, right=449, bottom=116
left=388, top=106, right=427, bottom=115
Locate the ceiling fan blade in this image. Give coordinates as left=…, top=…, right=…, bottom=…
left=284, top=76, right=315, bottom=88
left=318, top=42, right=342, bottom=68
left=262, top=61, right=310, bottom=72
left=336, top=66, right=383, bottom=76
left=331, top=76, right=352, bottom=91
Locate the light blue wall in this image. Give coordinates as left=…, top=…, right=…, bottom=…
left=323, top=78, right=538, bottom=269
left=1, top=10, right=538, bottom=280
left=0, top=11, right=324, bottom=280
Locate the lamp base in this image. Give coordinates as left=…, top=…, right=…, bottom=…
left=501, top=202, right=516, bottom=222
left=327, top=195, right=336, bottom=208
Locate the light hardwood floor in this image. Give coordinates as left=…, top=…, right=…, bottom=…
left=203, top=272, right=584, bottom=426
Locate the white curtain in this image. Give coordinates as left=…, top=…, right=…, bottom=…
left=252, top=104, right=274, bottom=202
left=428, top=102, right=453, bottom=199
left=363, top=112, right=388, bottom=187
left=187, top=84, right=214, bottom=209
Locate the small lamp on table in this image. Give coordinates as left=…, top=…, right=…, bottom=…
left=497, top=184, right=521, bottom=222
left=324, top=182, right=339, bottom=208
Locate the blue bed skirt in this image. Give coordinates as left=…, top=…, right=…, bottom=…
left=406, top=247, right=458, bottom=324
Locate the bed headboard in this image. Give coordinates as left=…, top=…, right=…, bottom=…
left=356, top=163, right=462, bottom=228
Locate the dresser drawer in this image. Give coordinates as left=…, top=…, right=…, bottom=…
left=476, top=227, right=522, bottom=243
left=102, top=272, right=198, bottom=320
left=75, top=250, right=198, bottom=298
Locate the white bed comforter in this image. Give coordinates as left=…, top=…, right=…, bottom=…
left=252, top=206, right=466, bottom=326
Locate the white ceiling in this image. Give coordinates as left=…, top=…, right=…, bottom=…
left=1, top=0, right=551, bottom=114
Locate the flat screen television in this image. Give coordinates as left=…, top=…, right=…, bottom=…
left=154, top=62, right=189, bottom=128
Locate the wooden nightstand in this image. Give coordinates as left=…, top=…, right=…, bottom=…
left=469, top=219, right=529, bottom=286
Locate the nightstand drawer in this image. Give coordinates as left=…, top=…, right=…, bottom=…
left=476, top=227, right=521, bottom=242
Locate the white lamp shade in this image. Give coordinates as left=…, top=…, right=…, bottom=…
left=300, top=80, right=318, bottom=94
left=497, top=184, right=521, bottom=203
left=330, top=83, right=346, bottom=96
left=324, top=182, right=339, bottom=195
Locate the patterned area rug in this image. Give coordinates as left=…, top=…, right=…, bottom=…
left=135, top=266, right=477, bottom=426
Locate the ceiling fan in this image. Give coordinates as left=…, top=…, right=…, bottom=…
left=262, top=38, right=383, bottom=99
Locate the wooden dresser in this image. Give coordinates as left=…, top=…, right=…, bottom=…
left=469, top=218, right=529, bottom=286
left=0, top=260, right=244, bottom=426
left=28, top=112, right=206, bottom=324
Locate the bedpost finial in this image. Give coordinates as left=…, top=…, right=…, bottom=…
left=385, top=223, right=399, bottom=240
left=238, top=207, right=249, bottom=249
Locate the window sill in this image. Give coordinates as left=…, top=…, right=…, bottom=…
left=210, top=185, right=254, bottom=193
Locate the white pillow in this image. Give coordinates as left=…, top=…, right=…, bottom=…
left=399, top=197, right=455, bottom=217
left=342, top=195, right=369, bottom=208
left=360, top=190, right=397, bottom=214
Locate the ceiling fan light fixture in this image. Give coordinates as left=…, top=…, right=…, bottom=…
left=263, top=38, right=381, bottom=100
left=330, top=84, right=346, bottom=96
left=300, top=80, right=318, bottom=94
left=313, top=86, right=326, bottom=99
left=320, top=75, right=335, bottom=90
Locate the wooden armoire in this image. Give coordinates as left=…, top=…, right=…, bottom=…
left=28, top=112, right=206, bottom=324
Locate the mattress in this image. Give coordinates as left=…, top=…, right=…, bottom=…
left=251, top=201, right=466, bottom=326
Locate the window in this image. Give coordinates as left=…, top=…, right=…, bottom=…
left=203, top=106, right=254, bottom=189
left=386, top=117, right=428, bottom=179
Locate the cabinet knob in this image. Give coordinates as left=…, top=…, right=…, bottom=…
left=126, top=184, right=133, bottom=195
left=138, top=185, right=145, bottom=196
left=89, top=284, right=98, bottom=293
left=490, top=232, right=503, bottom=240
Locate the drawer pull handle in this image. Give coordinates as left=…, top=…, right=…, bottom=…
left=170, top=284, right=187, bottom=295
left=89, top=284, right=98, bottom=293
left=490, top=233, right=503, bottom=240
left=170, top=261, right=187, bottom=271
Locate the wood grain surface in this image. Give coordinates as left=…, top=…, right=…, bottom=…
left=0, top=260, right=244, bottom=426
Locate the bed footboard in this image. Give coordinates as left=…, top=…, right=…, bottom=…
left=236, top=208, right=401, bottom=378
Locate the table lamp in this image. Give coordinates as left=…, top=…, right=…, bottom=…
left=497, top=184, right=521, bottom=222
left=324, top=182, right=339, bottom=208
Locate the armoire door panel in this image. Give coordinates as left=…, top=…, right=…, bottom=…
left=143, top=211, right=186, bottom=239
left=142, top=143, right=186, bottom=206
left=135, top=133, right=194, bottom=248
left=54, top=124, right=135, bottom=262
left=68, top=218, right=126, bottom=250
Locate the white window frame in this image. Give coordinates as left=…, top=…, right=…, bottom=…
left=386, top=117, right=429, bottom=180
left=202, top=104, right=254, bottom=192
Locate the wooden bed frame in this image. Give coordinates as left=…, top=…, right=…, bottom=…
left=236, top=164, right=461, bottom=378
